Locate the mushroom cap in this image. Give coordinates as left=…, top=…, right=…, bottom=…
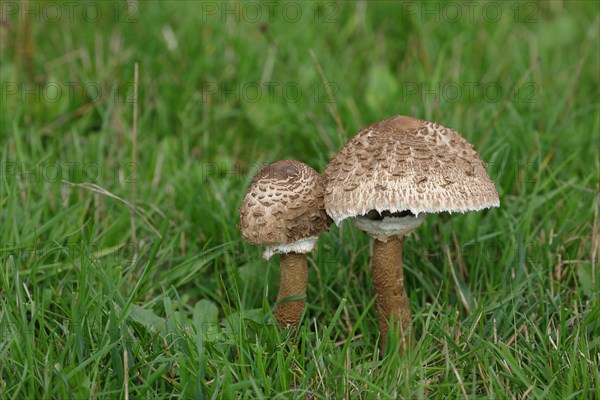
left=323, top=115, right=500, bottom=225
left=239, top=160, right=331, bottom=249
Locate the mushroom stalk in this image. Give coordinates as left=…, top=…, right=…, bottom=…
left=371, top=235, right=411, bottom=352
left=274, top=252, right=308, bottom=328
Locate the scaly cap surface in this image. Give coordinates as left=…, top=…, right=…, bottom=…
left=239, top=160, right=331, bottom=251
left=323, top=115, right=500, bottom=225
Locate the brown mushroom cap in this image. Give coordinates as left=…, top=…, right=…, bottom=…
left=323, top=115, right=500, bottom=225
left=239, top=160, right=331, bottom=250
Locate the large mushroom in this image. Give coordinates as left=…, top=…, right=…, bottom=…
left=239, top=160, right=331, bottom=329
left=323, top=115, right=499, bottom=351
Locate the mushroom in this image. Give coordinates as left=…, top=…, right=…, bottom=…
left=238, top=160, right=331, bottom=329
left=322, top=115, right=499, bottom=351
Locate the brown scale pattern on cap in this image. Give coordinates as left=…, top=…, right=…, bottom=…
left=323, top=115, right=500, bottom=223
left=239, top=160, right=331, bottom=246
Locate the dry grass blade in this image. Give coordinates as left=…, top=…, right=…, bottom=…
left=130, top=62, right=139, bottom=246
left=61, top=180, right=162, bottom=239
left=445, top=244, right=471, bottom=315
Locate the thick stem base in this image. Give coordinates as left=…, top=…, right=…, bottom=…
left=371, top=236, right=412, bottom=352
left=274, top=253, right=308, bottom=329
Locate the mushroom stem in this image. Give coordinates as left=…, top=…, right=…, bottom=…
left=371, top=235, right=411, bottom=352
left=274, top=252, right=308, bottom=329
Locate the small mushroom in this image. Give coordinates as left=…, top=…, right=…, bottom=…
left=239, top=160, right=331, bottom=329
left=323, top=115, right=499, bottom=351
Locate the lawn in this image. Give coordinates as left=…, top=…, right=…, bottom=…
left=1, top=0, right=599, bottom=398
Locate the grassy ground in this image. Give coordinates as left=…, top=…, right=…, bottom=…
left=1, top=0, right=599, bottom=398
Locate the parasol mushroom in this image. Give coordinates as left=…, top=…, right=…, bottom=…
left=322, top=115, right=499, bottom=351
left=239, top=160, right=331, bottom=328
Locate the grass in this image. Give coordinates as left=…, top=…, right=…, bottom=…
left=1, top=0, right=599, bottom=398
